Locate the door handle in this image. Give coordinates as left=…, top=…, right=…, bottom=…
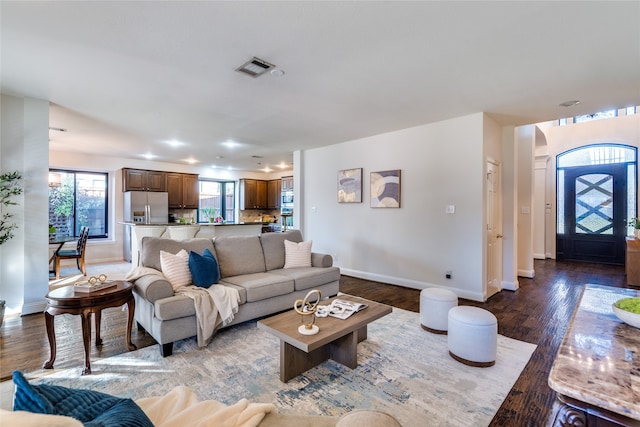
left=496, top=234, right=503, bottom=238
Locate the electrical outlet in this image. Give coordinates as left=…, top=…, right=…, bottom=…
left=445, top=271, right=452, bottom=279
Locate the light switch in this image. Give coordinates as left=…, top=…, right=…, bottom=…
left=446, top=205, right=455, bottom=214
left=521, top=206, right=530, bottom=214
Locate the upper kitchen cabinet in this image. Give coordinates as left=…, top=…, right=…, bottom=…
left=122, top=168, right=167, bottom=192
left=167, top=173, right=199, bottom=209
left=239, top=179, right=268, bottom=210
left=281, top=176, right=293, bottom=191
left=267, top=179, right=281, bottom=210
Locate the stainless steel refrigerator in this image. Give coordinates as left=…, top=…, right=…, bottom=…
left=123, top=191, right=169, bottom=261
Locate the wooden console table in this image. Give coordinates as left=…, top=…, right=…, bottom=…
left=627, top=237, right=640, bottom=286
left=43, top=281, right=136, bottom=375
left=548, top=284, right=640, bottom=426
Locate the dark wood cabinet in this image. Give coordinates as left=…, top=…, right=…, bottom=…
left=240, top=179, right=268, bottom=210
left=267, top=179, right=281, bottom=210
left=122, top=168, right=166, bottom=192
left=167, top=172, right=199, bottom=209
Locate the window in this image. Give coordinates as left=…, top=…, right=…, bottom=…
left=574, top=109, right=617, bottom=123
left=198, top=180, right=235, bottom=223
left=48, top=170, right=108, bottom=238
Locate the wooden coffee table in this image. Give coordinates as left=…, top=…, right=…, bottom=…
left=257, top=295, right=392, bottom=382
left=43, top=280, right=136, bottom=375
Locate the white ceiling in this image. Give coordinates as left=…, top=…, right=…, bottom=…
left=2, top=1, right=639, bottom=173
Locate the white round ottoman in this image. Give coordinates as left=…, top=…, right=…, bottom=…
left=420, top=288, right=458, bottom=334
left=447, top=306, right=497, bottom=367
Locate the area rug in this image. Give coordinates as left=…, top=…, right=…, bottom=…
left=26, top=307, right=536, bottom=426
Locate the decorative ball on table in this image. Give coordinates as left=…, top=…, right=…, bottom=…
left=294, top=289, right=322, bottom=335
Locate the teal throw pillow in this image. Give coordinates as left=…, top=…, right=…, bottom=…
left=188, top=248, right=220, bottom=288
left=12, top=370, right=154, bottom=427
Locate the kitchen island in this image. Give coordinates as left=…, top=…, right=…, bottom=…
left=548, top=284, right=640, bottom=426
left=122, top=222, right=264, bottom=265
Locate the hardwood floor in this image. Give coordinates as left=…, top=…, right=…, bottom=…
left=0, top=259, right=631, bottom=425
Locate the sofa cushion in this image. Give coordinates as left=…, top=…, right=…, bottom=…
left=160, top=250, right=191, bottom=291
left=220, top=273, right=294, bottom=302
left=260, top=230, right=303, bottom=271
left=188, top=248, right=220, bottom=288
left=272, top=267, right=341, bottom=291
left=141, top=237, right=215, bottom=271
left=214, top=235, right=266, bottom=278
left=154, top=295, right=196, bottom=321
left=284, top=240, right=312, bottom=268
left=12, top=371, right=154, bottom=427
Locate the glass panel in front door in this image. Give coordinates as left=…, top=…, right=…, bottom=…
left=575, top=173, right=613, bottom=235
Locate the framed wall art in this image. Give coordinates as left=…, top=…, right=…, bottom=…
left=337, top=168, right=362, bottom=203
left=370, top=169, right=401, bottom=208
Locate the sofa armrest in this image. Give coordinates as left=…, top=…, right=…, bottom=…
left=133, top=274, right=174, bottom=303
left=311, top=252, right=333, bottom=268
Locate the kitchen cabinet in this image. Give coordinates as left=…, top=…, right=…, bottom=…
left=267, top=179, right=281, bottom=210
left=122, top=168, right=166, bottom=192
left=239, top=179, right=268, bottom=210
left=167, top=173, right=199, bottom=209
left=281, top=176, right=293, bottom=191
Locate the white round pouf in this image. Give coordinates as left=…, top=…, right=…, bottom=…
left=420, top=288, right=458, bottom=334
left=447, top=306, right=497, bottom=367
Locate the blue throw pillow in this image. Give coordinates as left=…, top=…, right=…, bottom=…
left=188, top=248, right=220, bottom=288
left=12, top=371, right=154, bottom=427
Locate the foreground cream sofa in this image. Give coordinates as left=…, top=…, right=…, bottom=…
left=132, top=230, right=341, bottom=356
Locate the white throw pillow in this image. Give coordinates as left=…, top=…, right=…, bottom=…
left=160, top=249, right=191, bottom=291
left=284, top=240, right=312, bottom=269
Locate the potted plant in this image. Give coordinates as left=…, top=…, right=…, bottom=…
left=630, top=218, right=640, bottom=239
left=0, top=171, right=23, bottom=327
left=201, top=207, right=218, bottom=223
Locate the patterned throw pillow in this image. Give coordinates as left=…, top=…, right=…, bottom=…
left=284, top=240, right=312, bottom=269
left=160, top=249, right=191, bottom=290
left=12, top=371, right=154, bottom=427
left=188, top=248, right=220, bottom=288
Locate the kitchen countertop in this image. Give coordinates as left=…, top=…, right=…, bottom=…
left=120, top=222, right=264, bottom=226
left=548, top=284, right=640, bottom=423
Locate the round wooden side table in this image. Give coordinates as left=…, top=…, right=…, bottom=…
left=42, top=280, right=137, bottom=375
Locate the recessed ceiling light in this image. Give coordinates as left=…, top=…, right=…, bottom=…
left=251, top=155, right=263, bottom=159
left=49, top=127, right=68, bottom=132
left=142, top=153, right=157, bottom=160
left=216, top=156, right=224, bottom=160
left=166, top=139, right=184, bottom=147
left=270, top=69, right=285, bottom=77
left=184, top=158, right=198, bottom=164
left=235, top=57, right=275, bottom=78
left=559, top=100, right=581, bottom=107
left=222, top=140, right=238, bottom=148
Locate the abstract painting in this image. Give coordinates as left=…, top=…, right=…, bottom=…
left=370, top=169, right=401, bottom=208
left=337, top=168, right=362, bottom=203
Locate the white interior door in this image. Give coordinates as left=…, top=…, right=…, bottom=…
left=486, top=160, right=503, bottom=298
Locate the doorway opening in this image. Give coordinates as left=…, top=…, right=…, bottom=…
left=556, top=144, right=637, bottom=264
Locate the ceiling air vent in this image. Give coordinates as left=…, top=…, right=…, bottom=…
left=235, top=57, right=275, bottom=78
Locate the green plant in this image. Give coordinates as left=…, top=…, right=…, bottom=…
left=201, top=207, right=218, bottom=221
left=0, top=171, right=23, bottom=245
left=629, top=218, right=640, bottom=230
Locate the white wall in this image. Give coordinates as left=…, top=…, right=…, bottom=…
left=501, top=126, right=519, bottom=290
left=516, top=125, right=535, bottom=278
left=301, top=113, right=488, bottom=301
left=1, top=95, right=50, bottom=315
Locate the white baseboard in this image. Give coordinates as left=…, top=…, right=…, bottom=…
left=501, top=280, right=520, bottom=291
left=533, top=253, right=545, bottom=260
left=340, top=268, right=486, bottom=302
left=21, top=300, right=48, bottom=316
left=517, top=269, right=535, bottom=278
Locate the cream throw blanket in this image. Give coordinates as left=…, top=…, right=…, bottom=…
left=126, top=267, right=240, bottom=347
left=137, top=386, right=275, bottom=427
left=0, top=387, right=276, bottom=427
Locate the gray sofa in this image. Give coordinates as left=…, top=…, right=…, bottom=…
left=132, top=230, right=340, bottom=356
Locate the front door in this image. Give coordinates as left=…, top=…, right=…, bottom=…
left=558, top=163, right=627, bottom=264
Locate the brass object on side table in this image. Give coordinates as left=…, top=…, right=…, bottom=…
left=293, top=289, right=321, bottom=335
